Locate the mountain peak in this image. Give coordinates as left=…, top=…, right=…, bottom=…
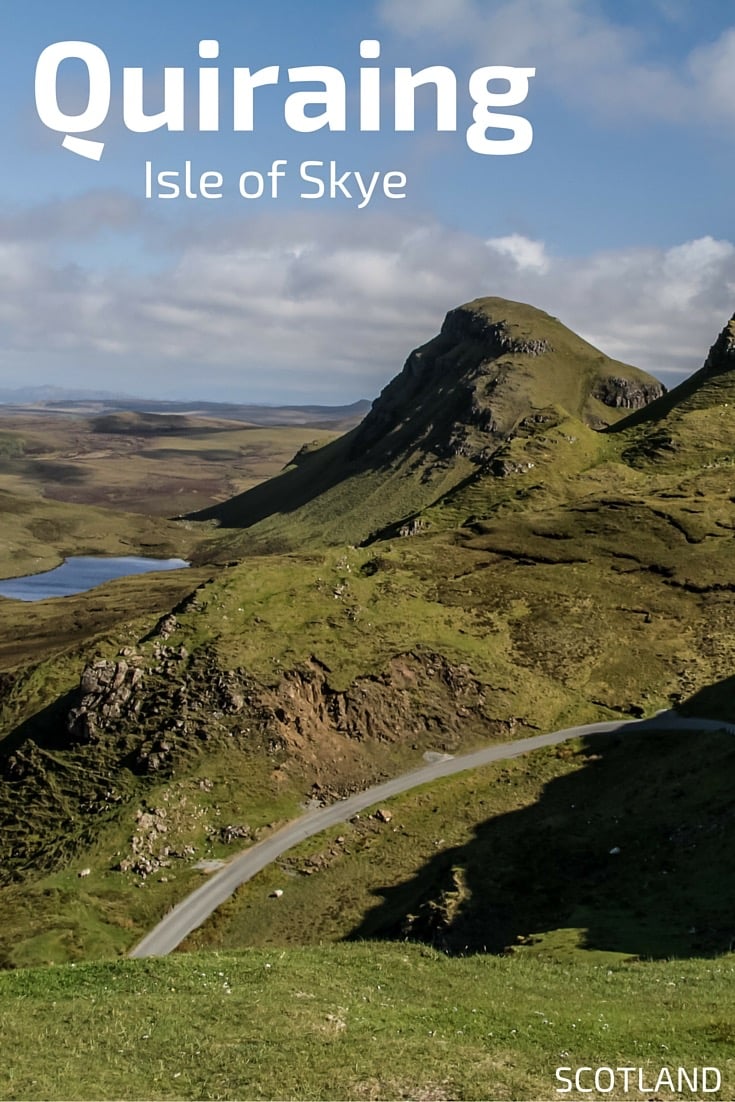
left=192, top=295, right=665, bottom=548
left=350, top=295, right=663, bottom=462
left=441, top=297, right=555, bottom=357
left=702, top=313, right=735, bottom=376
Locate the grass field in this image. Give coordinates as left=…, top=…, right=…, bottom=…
left=1, top=945, right=733, bottom=1100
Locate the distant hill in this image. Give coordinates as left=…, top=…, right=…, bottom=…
left=0, top=391, right=371, bottom=429
left=0, top=386, right=132, bottom=404
left=87, top=398, right=372, bottom=428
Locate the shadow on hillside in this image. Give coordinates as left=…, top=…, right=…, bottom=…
left=348, top=727, right=735, bottom=959
left=0, top=690, right=79, bottom=763
left=187, top=337, right=482, bottom=530
left=188, top=430, right=359, bottom=527
left=680, top=677, right=735, bottom=724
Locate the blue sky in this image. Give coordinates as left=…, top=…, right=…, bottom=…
left=1, top=0, right=735, bottom=402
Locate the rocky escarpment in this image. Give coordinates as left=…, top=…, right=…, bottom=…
left=348, top=303, right=554, bottom=460
left=593, top=376, right=665, bottom=410
left=61, top=649, right=502, bottom=781
left=349, top=297, right=665, bottom=464
left=0, top=628, right=520, bottom=885
left=438, top=304, right=553, bottom=359
left=263, top=653, right=503, bottom=767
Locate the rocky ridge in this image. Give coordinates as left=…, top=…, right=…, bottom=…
left=350, top=298, right=665, bottom=464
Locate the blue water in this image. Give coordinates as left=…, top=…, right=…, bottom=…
left=0, top=556, right=190, bottom=602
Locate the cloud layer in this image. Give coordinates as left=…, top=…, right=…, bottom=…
left=0, top=192, right=733, bottom=401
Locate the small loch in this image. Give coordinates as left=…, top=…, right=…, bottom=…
left=0, top=556, right=190, bottom=602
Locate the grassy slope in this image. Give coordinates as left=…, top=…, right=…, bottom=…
left=3, top=439, right=735, bottom=973
left=1, top=947, right=733, bottom=1101
left=606, top=314, right=735, bottom=433
left=0, top=739, right=307, bottom=970
left=1, top=527, right=732, bottom=968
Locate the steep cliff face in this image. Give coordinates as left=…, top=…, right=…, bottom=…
left=701, top=314, right=735, bottom=375
left=592, top=376, right=665, bottom=410
left=349, top=297, right=664, bottom=464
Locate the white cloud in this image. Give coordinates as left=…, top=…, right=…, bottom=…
left=0, top=199, right=733, bottom=400
left=658, top=237, right=735, bottom=310
left=487, top=234, right=550, bottom=273
left=379, top=0, right=735, bottom=124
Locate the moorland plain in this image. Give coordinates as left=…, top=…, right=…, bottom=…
left=0, top=400, right=354, bottom=585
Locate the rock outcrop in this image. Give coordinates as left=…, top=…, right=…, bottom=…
left=593, top=376, right=665, bottom=410
left=67, top=655, right=145, bottom=743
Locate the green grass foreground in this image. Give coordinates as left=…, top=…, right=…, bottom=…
left=1, top=945, right=734, bottom=1101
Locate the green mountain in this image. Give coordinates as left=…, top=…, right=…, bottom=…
left=3, top=298, right=735, bottom=974
left=612, top=309, right=735, bottom=429
left=192, top=297, right=664, bottom=550
left=606, top=309, right=735, bottom=475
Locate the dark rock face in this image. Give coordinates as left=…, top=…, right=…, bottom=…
left=349, top=304, right=553, bottom=461
left=593, top=376, right=666, bottom=410
left=439, top=305, right=553, bottom=358
left=67, top=657, right=145, bottom=743
left=702, top=315, right=735, bottom=375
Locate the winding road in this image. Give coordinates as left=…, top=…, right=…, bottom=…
left=129, top=710, right=733, bottom=958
